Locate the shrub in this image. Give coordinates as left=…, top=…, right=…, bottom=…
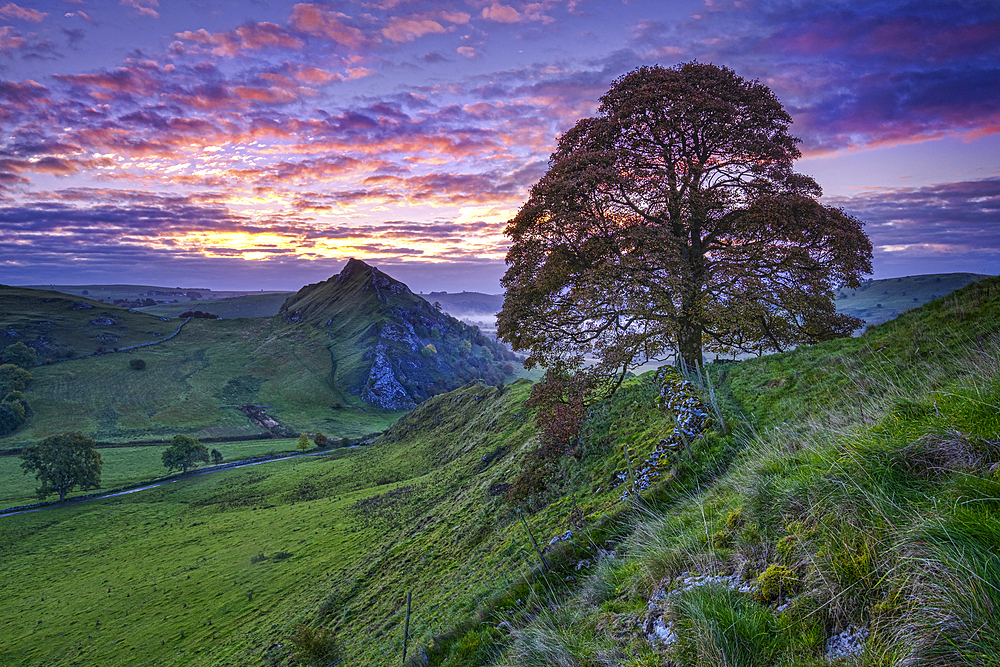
left=287, top=623, right=339, bottom=666
left=2, top=342, right=36, bottom=369
left=210, top=449, right=223, bottom=465
left=129, top=358, right=146, bottom=370
left=314, top=432, right=327, bottom=448
left=421, top=343, right=438, bottom=357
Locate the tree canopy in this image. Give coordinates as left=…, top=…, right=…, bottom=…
left=20, top=432, right=102, bottom=502
left=162, top=435, right=209, bottom=474
left=498, top=62, right=872, bottom=396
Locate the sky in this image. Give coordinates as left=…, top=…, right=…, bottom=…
left=0, top=0, right=997, bottom=293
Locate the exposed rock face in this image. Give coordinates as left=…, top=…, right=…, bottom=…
left=361, top=343, right=416, bottom=410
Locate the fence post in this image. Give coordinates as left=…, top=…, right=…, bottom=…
left=401, top=590, right=411, bottom=665
left=519, top=509, right=549, bottom=570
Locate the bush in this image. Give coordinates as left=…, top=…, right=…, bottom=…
left=314, top=432, right=327, bottom=448
left=211, top=449, right=223, bottom=465
left=2, top=342, right=36, bottom=369
left=287, top=623, right=339, bottom=666
left=0, top=363, right=32, bottom=395
left=129, top=358, right=146, bottom=370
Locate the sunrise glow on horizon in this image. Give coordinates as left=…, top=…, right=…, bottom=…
left=1, top=0, right=998, bottom=293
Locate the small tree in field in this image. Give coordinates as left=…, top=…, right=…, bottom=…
left=211, top=448, right=224, bottom=465
left=162, top=435, right=209, bottom=474
left=20, top=432, right=102, bottom=502
left=314, top=432, right=327, bottom=448
left=297, top=433, right=310, bottom=451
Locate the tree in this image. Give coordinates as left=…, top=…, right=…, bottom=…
left=129, top=358, right=146, bottom=370
left=162, top=435, right=209, bottom=474
left=2, top=342, right=36, bottom=369
left=211, top=448, right=224, bottom=465
left=499, top=62, right=872, bottom=396
left=314, top=432, right=327, bottom=448
left=297, top=433, right=310, bottom=451
left=20, top=432, right=102, bottom=502
left=0, top=363, right=32, bottom=395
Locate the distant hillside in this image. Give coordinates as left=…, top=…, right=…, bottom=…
left=0, top=284, right=179, bottom=360
left=280, top=258, right=518, bottom=410
left=836, top=272, right=988, bottom=328
left=136, top=292, right=293, bottom=319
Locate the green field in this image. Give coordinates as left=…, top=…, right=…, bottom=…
left=0, top=438, right=302, bottom=509
left=3, top=276, right=999, bottom=666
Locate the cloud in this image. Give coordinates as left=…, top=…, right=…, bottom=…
left=825, top=178, right=1000, bottom=261
left=482, top=3, right=522, bottom=23
left=120, top=0, right=159, bottom=19
left=382, top=16, right=446, bottom=43
left=176, top=22, right=305, bottom=57
left=288, top=3, right=371, bottom=50
left=0, top=25, right=27, bottom=54
left=0, top=2, right=46, bottom=22
left=456, top=45, right=478, bottom=58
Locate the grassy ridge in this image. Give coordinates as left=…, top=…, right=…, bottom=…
left=481, top=277, right=1000, bottom=665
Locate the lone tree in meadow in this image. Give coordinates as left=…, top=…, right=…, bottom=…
left=162, top=435, right=209, bottom=474
left=499, top=62, right=872, bottom=400
left=20, top=432, right=102, bottom=502
left=297, top=433, right=310, bottom=451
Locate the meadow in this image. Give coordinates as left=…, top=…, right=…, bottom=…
left=0, top=437, right=301, bottom=509
left=3, top=276, right=998, bottom=666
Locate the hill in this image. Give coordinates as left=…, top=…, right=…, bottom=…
left=1, top=262, right=518, bottom=447
left=836, top=272, right=987, bottom=329
left=0, top=284, right=180, bottom=360
left=279, top=258, right=518, bottom=410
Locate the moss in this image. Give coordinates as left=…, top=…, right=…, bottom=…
left=755, top=564, right=799, bottom=604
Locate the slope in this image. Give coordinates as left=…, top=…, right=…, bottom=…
left=456, top=278, right=1000, bottom=665
left=0, top=284, right=179, bottom=360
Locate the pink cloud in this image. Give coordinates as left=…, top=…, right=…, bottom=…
left=381, top=16, right=446, bottom=43
left=120, top=0, right=159, bottom=20
left=482, top=3, right=521, bottom=23
left=288, top=3, right=370, bottom=49
left=457, top=45, right=478, bottom=58
left=0, top=2, right=47, bottom=22
left=0, top=25, right=26, bottom=53
left=176, top=22, right=304, bottom=57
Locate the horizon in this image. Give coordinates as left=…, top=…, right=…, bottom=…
left=0, top=0, right=998, bottom=293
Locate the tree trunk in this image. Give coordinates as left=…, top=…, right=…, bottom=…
left=678, top=318, right=703, bottom=370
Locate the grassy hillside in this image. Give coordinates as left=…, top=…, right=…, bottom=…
left=0, top=284, right=179, bottom=360
left=137, top=292, right=293, bottom=319
left=459, top=277, right=1000, bottom=665
left=3, top=276, right=996, bottom=667
left=836, top=272, right=987, bottom=329
left=3, top=315, right=398, bottom=448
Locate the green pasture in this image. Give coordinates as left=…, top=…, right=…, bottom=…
left=0, top=438, right=301, bottom=509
